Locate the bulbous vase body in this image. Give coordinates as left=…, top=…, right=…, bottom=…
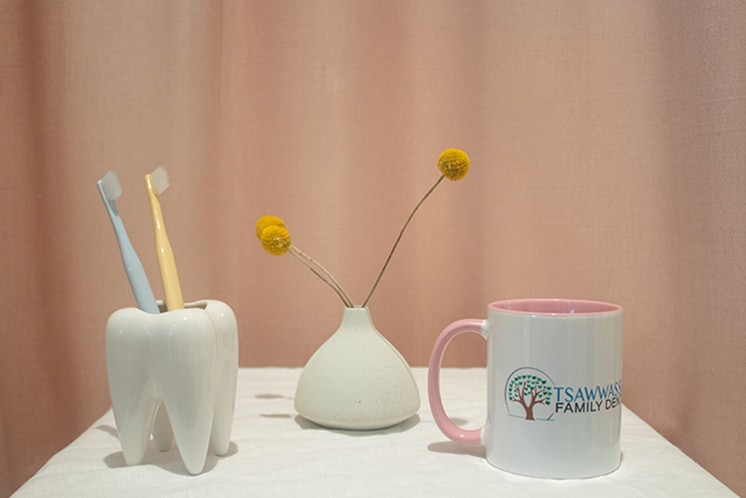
left=294, top=307, right=420, bottom=430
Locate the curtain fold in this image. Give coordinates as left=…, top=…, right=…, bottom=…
left=1, top=1, right=744, bottom=495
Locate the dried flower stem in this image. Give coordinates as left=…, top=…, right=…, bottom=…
left=290, top=246, right=354, bottom=307
left=362, top=175, right=446, bottom=307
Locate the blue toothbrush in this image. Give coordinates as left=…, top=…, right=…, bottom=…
left=97, top=171, right=160, bottom=313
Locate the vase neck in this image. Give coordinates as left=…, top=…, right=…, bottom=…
left=340, top=306, right=374, bottom=329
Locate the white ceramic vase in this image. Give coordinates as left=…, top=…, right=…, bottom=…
left=294, top=306, right=420, bottom=430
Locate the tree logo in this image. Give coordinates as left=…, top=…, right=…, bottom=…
left=504, top=367, right=555, bottom=421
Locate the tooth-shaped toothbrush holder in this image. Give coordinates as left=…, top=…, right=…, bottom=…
left=104, top=299, right=238, bottom=475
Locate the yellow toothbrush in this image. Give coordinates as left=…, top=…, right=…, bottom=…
left=145, top=167, right=184, bottom=310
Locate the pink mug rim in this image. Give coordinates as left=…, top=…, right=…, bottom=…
left=489, top=298, right=622, bottom=316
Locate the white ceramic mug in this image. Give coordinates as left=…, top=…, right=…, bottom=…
left=428, top=299, right=623, bottom=479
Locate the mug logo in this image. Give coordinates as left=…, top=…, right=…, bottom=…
left=505, top=367, right=623, bottom=421
left=504, top=368, right=555, bottom=421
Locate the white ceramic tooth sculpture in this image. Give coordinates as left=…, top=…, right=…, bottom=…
left=105, top=299, right=238, bottom=475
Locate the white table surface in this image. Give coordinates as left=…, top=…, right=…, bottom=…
left=13, top=368, right=737, bottom=497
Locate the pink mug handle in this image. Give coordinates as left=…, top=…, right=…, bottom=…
left=428, top=318, right=485, bottom=445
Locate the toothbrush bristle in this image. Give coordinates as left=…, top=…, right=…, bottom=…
left=149, top=167, right=170, bottom=195
left=99, top=171, right=122, bottom=201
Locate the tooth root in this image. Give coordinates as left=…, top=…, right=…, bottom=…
left=105, top=317, right=158, bottom=466
left=116, top=399, right=160, bottom=466
left=209, top=301, right=239, bottom=456
left=151, top=403, right=173, bottom=452
left=104, top=366, right=158, bottom=467
left=165, top=398, right=214, bottom=474
left=210, top=374, right=236, bottom=455
left=158, top=338, right=216, bottom=475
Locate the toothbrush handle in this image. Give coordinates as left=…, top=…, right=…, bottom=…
left=148, top=192, right=185, bottom=310
left=98, top=189, right=159, bottom=314
left=155, top=225, right=184, bottom=310
left=114, top=222, right=161, bottom=314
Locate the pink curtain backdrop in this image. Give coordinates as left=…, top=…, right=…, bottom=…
left=1, top=1, right=744, bottom=495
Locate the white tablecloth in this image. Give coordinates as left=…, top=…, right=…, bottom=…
left=13, top=368, right=737, bottom=497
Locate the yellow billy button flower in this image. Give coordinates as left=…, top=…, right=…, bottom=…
left=256, top=215, right=286, bottom=240
left=362, top=147, right=471, bottom=306
left=255, top=216, right=354, bottom=306
left=437, top=148, right=470, bottom=181
left=260, top=225, right=291, bottom=256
